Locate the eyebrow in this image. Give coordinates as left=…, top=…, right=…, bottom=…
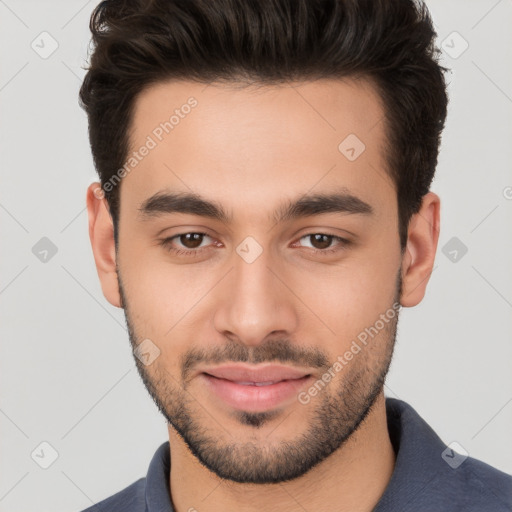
left=137, top=188, right=374, bottom=225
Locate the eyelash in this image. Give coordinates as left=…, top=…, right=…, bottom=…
left=159, top=232, right=351, bottom=257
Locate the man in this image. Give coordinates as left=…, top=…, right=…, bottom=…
left=80, top=0, right=512, bottom=510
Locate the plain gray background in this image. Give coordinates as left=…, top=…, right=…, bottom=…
left=1, top=0, right=511, bottom=510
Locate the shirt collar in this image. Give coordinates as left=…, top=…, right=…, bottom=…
left=373, top=397, right=449, bottom=510
left=145, top=439, right=173, bottom=511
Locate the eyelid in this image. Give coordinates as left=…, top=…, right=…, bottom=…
left=292, top=233, right=351, bottom=254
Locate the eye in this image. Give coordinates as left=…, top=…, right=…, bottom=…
left=160, top=232, right=215, bottom=257
left=295, top=233, right=350, bottom=255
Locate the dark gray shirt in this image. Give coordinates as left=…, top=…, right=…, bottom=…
left=80, top=398, right=512, bottom=511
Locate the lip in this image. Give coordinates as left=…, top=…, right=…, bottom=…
left=199, top=364, right=313, bottom=412
left=202, top=363, right=310, bottom=383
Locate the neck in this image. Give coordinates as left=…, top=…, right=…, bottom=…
left=168, top=392, right=395, bottom=512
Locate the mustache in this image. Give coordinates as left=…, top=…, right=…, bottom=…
left=180, top=338, right=330, bottom=382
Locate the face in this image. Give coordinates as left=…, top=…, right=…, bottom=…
left=111, top=78, right=405, bottom=483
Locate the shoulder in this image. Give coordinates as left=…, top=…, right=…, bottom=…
left=443, top=455, right=512, bottom=511
left=79, top=477, right=146, bottom=512
left=381, top=398, right=512, bottom=511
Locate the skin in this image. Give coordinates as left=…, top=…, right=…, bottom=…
left=86, top=78, right=440, bottom=512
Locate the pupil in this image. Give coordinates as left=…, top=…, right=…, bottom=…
left=312, top=234, right=331, bottom=249
left=181, top=233, right=203, bottom=249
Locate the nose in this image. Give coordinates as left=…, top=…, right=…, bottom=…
left=213, top=246, right=299, bottom=347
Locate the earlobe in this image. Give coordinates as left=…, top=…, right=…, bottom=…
left=86, top=182, right=123, bottom=308
left=399, top=192, right=440, bottom=308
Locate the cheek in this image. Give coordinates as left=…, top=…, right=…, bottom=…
left=121, top=255, right=217, bottom=355
left=294, top=257, right=398, bottom=352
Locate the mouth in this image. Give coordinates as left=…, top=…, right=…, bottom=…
left=220, top=380, right=296, bottom=386
left=198, top=364, right=313, bottom=412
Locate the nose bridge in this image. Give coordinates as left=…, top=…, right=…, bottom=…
left=213, top=243, right=298, bottom=345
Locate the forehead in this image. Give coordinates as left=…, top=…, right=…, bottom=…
left=120, top=78, right=394, bottom=224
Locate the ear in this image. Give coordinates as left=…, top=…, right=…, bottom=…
left=400, top=191, right=440, bottom=307
left=86, top=182, right=122, bottom=308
